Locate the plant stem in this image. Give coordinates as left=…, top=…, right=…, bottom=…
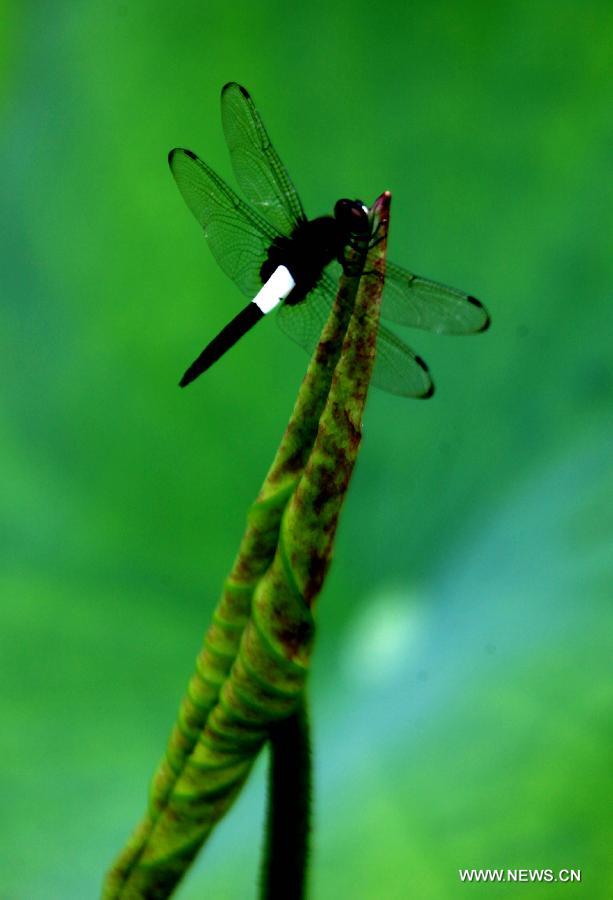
left=260, top=695, right=311, bottom=900
left=102, top=192, right=390, bottom=899
left=102, top=266, right=356, bottom=900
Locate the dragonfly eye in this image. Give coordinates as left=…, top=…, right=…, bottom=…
left=334, top=199, right=370, bottom=236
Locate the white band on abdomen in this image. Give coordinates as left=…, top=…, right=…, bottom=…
left=252, top=265, right=296, bottom=314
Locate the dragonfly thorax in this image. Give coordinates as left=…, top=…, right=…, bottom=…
left=260, top=202, right=372, bottom=306
left=261, top=216, right=345, bottom=306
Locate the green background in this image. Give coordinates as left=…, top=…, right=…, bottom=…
left=2, top=1, right=611, bottom=897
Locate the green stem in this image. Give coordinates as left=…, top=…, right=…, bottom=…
left=260, top=696, right=311, bottom=900
left=102, top=270, right=356, bottom=900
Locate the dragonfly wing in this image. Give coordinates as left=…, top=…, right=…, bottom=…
left=276, top=277, right=332, bottom=353
left=277, top=271, right=433, bottom=398
left=221, top=82, right=307, bottom=236
left=381, top=261, right=490, bottom=334
left=169, top=148, right=280, bottom=299
left=372, top=322, right=433, bottom=398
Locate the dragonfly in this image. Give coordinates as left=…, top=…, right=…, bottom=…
left=169, top=82, right=489, bottom=397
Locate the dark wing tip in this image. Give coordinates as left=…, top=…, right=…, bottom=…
left=415, top=355, right=435, bottom=399
left=478, top=311, right=491, bottom=332
left=168, top=148, right=197, bottom=169
left=221, top=81, right=249, bottom=99
left=421, top=381, right=435, bottom=399
left=467, top=295, right=491, bottom=332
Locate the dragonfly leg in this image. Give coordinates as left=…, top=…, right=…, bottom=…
left=365, top=215, right=386, bottom=250
left=340, top=234, right=385, bottom=280
left=339, top=235, right=372, bottom=276
left=341, top=256, right=367, bottom=277
left=369, top=226, right=386, bottom=249
left=340, top=257, right=384, bottom=282
left=360, top=267, right=385, bottom=281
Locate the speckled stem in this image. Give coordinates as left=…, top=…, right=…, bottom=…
left=102, top=192, right=390, bottom=899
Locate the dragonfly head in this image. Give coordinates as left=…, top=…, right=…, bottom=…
left=334, top=199, right=371, bottom=238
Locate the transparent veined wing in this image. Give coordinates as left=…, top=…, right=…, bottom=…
left=221, top=82, right=307, bottom=237
left=277, top=271, right=434, bottom=398
left=371, top=324, right=433, bottom=398
left=276, top=276, right=333, bottom=359
left=168, top=147, right=279, bottom=299
left=381, top=261, right=490, bottom=334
